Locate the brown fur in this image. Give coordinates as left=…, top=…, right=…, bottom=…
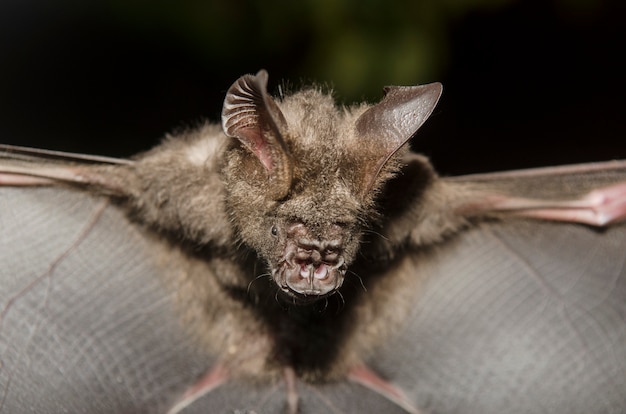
left=1, top=71, right=458, bottom=382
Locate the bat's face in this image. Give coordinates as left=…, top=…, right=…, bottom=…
left=220, top=70, right=442, bottom=303
left=222, top=140, right=367, bottom=303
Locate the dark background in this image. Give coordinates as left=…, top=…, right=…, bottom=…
left=0, top=0, right=624, bottom=176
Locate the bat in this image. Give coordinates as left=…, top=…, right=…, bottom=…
left=0, top=69, right=625, bottom=414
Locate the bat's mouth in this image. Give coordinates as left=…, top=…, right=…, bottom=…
left=274, top=260, right=346, bottom=303
left=279, top=287, right=335, bottom=304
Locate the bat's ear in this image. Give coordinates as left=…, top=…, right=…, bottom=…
left=355, top=82, right=442, bottom=195
left=222, top=70, right=294, bottom=200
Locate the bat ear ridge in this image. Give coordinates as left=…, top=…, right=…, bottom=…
left=356, top=82, right=442, bottom=196
left=221, top=69, right=294, bottom=200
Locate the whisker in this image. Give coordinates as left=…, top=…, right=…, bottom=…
left=247, top=272, right=271, bottom=295
left=334, top=290, right=345, bottom=313
left=318, top=296, right=329, bottom=313
left=347, top=269, right=367, bottom=293
left=362, top=229, right=390, bottom=241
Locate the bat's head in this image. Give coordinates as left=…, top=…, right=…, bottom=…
left=221, top=70, right=441, bottom=303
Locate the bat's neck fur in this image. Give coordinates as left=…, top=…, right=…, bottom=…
left=200, top=240, right=417, bottom=381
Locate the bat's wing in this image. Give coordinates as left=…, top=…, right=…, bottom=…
left=0, top=148, right=417, bottom=413
left=0, top=144, right=132, bottom=186
left=371, top=218, right=626, bottom=414
left=170, top=379, right=416, bottom=414
left=3, top=150, right=625, bottom=414
left=447, top=160, right=626, bottom=225
left=0, top=185, right=214, bottom=412
left=364, top=160, right=626, bottom=413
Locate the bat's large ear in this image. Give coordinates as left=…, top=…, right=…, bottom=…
left=355, top=82, right=442, bottom=195
left=221, top=70, right=294, bottom=200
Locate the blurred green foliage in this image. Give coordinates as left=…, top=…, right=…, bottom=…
left=1, top=0, right=621, bottom=166
left=99, top=0, right=612, bottom=102
left=102, top=0, right=519, bottom=101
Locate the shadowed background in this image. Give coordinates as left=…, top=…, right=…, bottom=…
left=0, top=0, right=623, bottom=175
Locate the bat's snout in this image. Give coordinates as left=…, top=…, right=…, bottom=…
left=281, top=261, right=345, bottom=298
left=275, top=233, right=347, bottom=300
left=269, top=221, right=351, bottom=301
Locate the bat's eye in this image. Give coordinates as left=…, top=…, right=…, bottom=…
left=271, top=226, right=278, bottom=236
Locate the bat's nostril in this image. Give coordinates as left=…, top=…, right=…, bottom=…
left=299, top=264, right=312, bottom=279
left=314, top=264, right=328, bottom=279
